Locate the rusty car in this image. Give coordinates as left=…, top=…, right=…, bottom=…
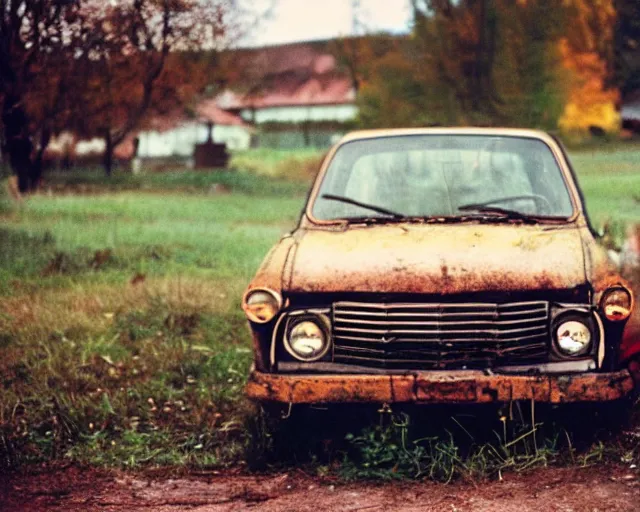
left=242, top=128, right=640, bottom=409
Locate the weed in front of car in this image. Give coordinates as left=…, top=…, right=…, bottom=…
left=249, top=401, right=639, bottom=482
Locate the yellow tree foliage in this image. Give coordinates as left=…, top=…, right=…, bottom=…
left=360, top=0, right=621, bottom=133
left=558, top=0, right=620, bottom=133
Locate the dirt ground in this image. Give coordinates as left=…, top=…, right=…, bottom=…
left=1, top=464, right=639, bottom=512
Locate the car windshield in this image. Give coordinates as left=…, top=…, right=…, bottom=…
left=311, top=135, right=575, bottom=222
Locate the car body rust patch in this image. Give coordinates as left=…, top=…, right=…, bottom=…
left=246, top=370, right=635, bottom=404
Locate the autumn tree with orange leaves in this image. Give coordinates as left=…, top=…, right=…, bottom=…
left=356, top=0, right=568, bottom=129
left=75, top=0, right=235, bottom=176
left=0, top=0, right=237, bottom=189
left=558, top=0, right=619, bottom=133
left=357, top=0, right=622, bottom=135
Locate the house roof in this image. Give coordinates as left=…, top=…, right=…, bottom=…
left=218, top=40, right=356, bottom=110
left=142, top=100, right=248, bottom=133
left=217, top=76, right=355, bottom=109
left=232, top=40, right=338, bottom=76
left=196, top=99, right=248, bottom=126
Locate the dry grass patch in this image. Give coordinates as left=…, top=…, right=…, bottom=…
left=0, top=276, right=253, bottom=469
left=0, top=276, right=243, bottom=343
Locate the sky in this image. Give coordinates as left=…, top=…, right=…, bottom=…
left=244, top=0, right=413, bottom=47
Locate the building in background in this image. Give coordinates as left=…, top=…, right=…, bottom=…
left=135, top=41, right=358, bottom=156
left=47, top=40, right=357, bottom=167
left=135, top=99, right=251, bottom=163
left=47, top=99, right=251, bottom=169
left=217, top=40, right=357, bottom=149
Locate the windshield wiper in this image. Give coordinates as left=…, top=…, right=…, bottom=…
left=321, top=194, right=404, bottom=219
left=457, top=203, right=539, bottom=223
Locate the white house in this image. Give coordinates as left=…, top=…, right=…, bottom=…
left=135, top=99, right=252, bottom=158
left=46, top=99, right=251, bottom=166
left=216, top=41, right=358, bottom=148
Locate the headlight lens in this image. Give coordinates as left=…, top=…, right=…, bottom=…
left=601, top=287, right=633, bottom=321
left=556, top=320, right=592, bottom=356
left=286, top=319, right=329, bottom=361
left=242, top=289, right=281, bottom=323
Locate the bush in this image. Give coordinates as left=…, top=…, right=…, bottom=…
left=229, top=148, right=325, bottom=180
left=273, top=153, right=325, bottom=181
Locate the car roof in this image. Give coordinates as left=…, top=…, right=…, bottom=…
left=338, top=127, right=553, bottom=144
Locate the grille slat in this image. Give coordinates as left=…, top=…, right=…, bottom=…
left=332, top=300, right=550, bottom=370
left=334, top=342, right=548, bottom=358
left=334, top=331, right=547, bottom=344
left=334, top=324, right=547, bottom=336
left=334, top=316, right=547, bottom=328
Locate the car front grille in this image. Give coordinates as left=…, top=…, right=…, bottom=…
left=332, top=301, right=550, bottom=370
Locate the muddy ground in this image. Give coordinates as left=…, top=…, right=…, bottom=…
left=1, top=464, right=639, bottom=511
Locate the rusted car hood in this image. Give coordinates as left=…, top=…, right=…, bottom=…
left=287, top=224, right=587, bottom=294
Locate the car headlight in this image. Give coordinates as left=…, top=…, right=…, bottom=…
left=285, top=317, right=330, bottom=361
left=242, top=288, right=282, bottom=324
left=555, top=319, right=592, bottom=356
left=601, top=287, right=633, bottom=322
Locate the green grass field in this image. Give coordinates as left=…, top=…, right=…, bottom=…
left=0, top=148, right=638, bottom=476
left=571, top=148, right=640, bottom=231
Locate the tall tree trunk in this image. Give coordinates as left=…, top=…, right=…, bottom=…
left=11, top=142, right=31, bottom=193
left=30, top=126, right=51, bottom=191
left=2, top=92, right=33, bottom=193
left=103, top=130, right=113, bottom=177
left=473, top=0, right=487, bottom=111
left=473, top=0, right=498, bottom=116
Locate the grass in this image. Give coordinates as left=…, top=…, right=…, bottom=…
left=570, top=149, right=640, bottom=238
left=0, top=147, right=639, bottom=478
left=41, top=168, right=311, bottom=197
left=0, top=167, right=305, bottom=470
left=335, top=409, right=638, bottom=482
left=0, top=191, right=304, bottom=296
left=229, top=148, right=325, bottom=179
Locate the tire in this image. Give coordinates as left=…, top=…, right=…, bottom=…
left=591, top=391, right=639, bottom=434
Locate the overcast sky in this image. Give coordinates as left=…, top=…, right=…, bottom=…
left=244, top=0, right=413, bottom=46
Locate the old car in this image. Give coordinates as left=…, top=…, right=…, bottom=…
left=242, top=128, right=639, bottom=409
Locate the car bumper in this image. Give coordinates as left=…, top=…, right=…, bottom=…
left=246, top=369, right=635, bottom=404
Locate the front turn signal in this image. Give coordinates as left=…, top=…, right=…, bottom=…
left=601, top=287, right=633, bottom=322
left=242, top=288, right=282, bottom=324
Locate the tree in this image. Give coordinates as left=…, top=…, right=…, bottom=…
left=410, top=0, right=502, bottom=123
left=0, top=0, right=238, bottom=186
left=358, top=0, right=610, bottom=133
left=327, top=0, right=381, bottom=94
left=0, top=0, right=84, bottom=192
left=357, top=43, right=432, bottom=128
left=557, top=0, right=619, bottom=133
left=75, top=0, right=234, bottom=176
left=493, top=0, right=566, bottom=129
left=329, top=33, right=399, bottom=100
left=613, top=0, right=640, bottom=97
